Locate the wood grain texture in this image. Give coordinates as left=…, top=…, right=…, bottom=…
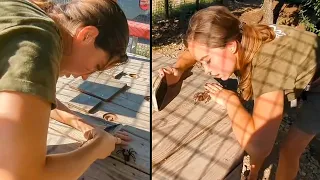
left=46, top=134, right=149, bottom=180
left=152, top=54, right=243, bottom=180
left=69, top=80, right=128, bottom=102
left=79, top=158, right=149, bottom=180
left=69, top=93, right=102, bottom=113
left=112, top=130, right=150, bottom=174
left=152, top=115, right=243, bottom=180
left=56, top=78, right=150, bottom=130
left=48, top=119, right=150, bottom=174
left=152, top=70, right=223, bottom=164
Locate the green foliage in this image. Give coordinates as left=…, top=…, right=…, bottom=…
left=152, top=0, right=220, bottom=21
left=285, top=0, right=304, bottom=4
left=300, top=0, right=320, bottom=36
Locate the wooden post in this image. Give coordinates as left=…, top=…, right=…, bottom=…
left=165, top=0, right=169, bottom=19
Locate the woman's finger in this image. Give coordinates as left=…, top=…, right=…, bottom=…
left=207, top=83, right=223, bottom=89
left=116, top=131, right=130, bottom=136
left=162, top=67, right=174, bottom=74
left=113, top=136, right=130, bottom=146
left=208, top=83, right=223, bottom=91
left=114, top=136, right=122, bottom=145
left=205, top=84, right=221, bottom=93
left=119, top=140, right=130, bottom=146
left=115, top=133, right=132, bottom=142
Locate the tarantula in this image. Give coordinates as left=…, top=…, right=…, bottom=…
left=193, top=90, right=211, bottom=104
left=117, top=148, right=137, bottom=164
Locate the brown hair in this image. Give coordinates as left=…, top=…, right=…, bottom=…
left=31, top=0, right=129, bottom=67
left=185, top=6, right=275, bottom=100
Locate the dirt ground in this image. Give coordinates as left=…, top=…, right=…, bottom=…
left=152, top=0, right=320, bottom=179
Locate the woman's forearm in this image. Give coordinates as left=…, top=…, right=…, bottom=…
left=174, top=51, right=197, bottom=71
left=51, top=99, right=93, bottom=132
left=43, top=138, right=99, bottom=180
left=225, top=95, right=258, bottom=153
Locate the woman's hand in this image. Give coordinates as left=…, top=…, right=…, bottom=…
left=114, top=130, right=132, bottom=146
left=158, top=66, right=184, bottom=85
left=204, top=83, right=238, bottom=108
left=83, top=128, right=131, bottom=159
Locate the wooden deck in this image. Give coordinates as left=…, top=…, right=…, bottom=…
left=47, top=53, right=150, bottom=180
left=152, top=53, right=244, bottom=180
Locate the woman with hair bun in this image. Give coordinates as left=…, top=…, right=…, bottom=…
left=0, top=0, right=131, bottom=179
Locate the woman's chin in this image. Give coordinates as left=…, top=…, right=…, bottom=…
left=221, top=76, right=228, bottom=81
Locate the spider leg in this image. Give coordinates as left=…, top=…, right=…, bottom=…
left=130, top=153, right=136, bottom=162
left=116, top=149, right=123, bottom=155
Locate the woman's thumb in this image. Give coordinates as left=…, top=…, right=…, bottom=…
left=172, top=68, right=180, bottom=76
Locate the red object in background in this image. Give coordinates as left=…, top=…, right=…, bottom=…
left=139, top=0, right=149, bottom=11
left=127, top=20, right=150, bottom=40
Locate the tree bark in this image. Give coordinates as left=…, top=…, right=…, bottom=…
left=261, top=0, right=274, bottom=24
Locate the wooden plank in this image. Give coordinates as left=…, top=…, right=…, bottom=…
left=152, top=74, right=226, bottom=164
left=93, top=100, right=150, bottom=131
left=47, top=120, right=86, bottom=146
left=79, top=158, right=149, bottom=180
left=57, top=76, right=150, bottom=111
left=69, top=93, right=102, bottom=113
left=69, top=80, right=128, bottom=102
left=95, top=110, right=150, bottom=132
left=55, top=83, right=103, bottom=114
left=152, top=115, right=243, bottom=180
left=152, top=54, right=177, bottom=72
left=110, top=95, right=150, bottom=114
left=86, top=73, right=149, bottom=92
left=112, top=131, right=150, bottom=174
left=48, top=119, right=150, bottom=175
left=123, top=125, right=150, bottom=139
left=46, top=136, right=149, bottom=180
left=55, top=84, right=150, bottom=131
left=152, top=54, right=244, bottom=179
left=97, top=101, right=149, bottom=120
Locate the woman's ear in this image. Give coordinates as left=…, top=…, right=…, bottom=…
left=75, top=26, right=99, bottom=43
left=226, top=41, right=238, bottom=54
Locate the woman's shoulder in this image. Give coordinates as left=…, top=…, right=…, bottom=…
left=0, top=0, right=63, bottom=110
left=254, top=24, right=318, bottom=66
left=0, top=0, right=61, bottom=41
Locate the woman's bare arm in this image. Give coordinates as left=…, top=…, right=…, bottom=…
left=174, top=50, right=197, bottom=71
left=50, top=99, right=93, bottom=133
left=226, top=90, right=284, bottom=157
left=0, top=91, right=111, bottom=180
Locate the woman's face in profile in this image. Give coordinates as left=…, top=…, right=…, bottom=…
left=188, top=41, right=237, bottom=81
left=60, top=26, right=117, bottom=80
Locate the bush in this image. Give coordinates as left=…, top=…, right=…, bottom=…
left=300, top=0, right=320, bottom=35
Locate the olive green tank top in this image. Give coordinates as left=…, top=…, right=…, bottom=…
left=251, top=24, right=320, bottom=101
left=0, top=0, right=62, bottom=109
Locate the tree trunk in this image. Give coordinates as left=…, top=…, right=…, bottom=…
left=261, top=0, right=274, bottom=24
left=165, top=0, right=169, bottom=19
left=196, top=0, right=200, bottom=10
